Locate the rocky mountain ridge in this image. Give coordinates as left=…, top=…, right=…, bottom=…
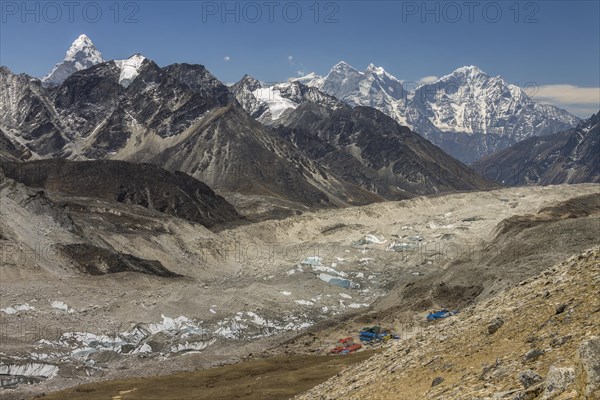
left=473, top=111, right=600, bottom=185
left=0, top=35, right=498, bottom=213
left=282, top=63, right=579, bottom=163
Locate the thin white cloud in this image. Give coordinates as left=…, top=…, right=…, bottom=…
left=224, top=56, right=230, bottom=62
left=418, top=75, right=439, bottom=84
left=288, top=55, right=294, bottom=64
left=532, top=84, right=599, bottom=118
left=297, top=70, right=305, bottom=76
left=533, top=84, right=599, bottom=106
left=561, top=105, right=600, bottom=118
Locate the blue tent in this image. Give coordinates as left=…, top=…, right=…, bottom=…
left=426, top=309, right=458, bottom=321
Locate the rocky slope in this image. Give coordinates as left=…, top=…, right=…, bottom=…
left=297, top=246, right=600, bottom=400
left=121, top=101, right=382, bottom=209
left=373, top=192, right=600, bottom=314
left=0, top=159, right=242, bottom=228
left=0, top=66, right=70, bottom=156
left=473, top=111, right=600, bottom=185
left=274, top=100, right=498, bottom=198
left=0, top=128, right=32, bottom=161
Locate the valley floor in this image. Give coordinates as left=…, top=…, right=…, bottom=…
left=24, top=246, right=600, bottom=400
left=1, top=184, right=599, bottom=399
left=40, top=351, right=378, bottom=400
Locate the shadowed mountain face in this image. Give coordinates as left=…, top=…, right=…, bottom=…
left=473, top=112, right=600, bottom=186
left=52, top=60, right=233, bottom=157
left=0, top=128, right=32, bottom=161
left=0, top=67, right=70, bottom=156
left=121, top=101, right=386, bottom=208
left=274, top=101, right=499, bottom=198
left=59, top=243, right=181, bottom=277
left=0, top=60, right=232, bottom=159
left=0, top=159, right=242, bottom=228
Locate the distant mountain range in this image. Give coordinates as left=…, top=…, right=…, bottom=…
left=1, top=33, right=595, bottom=214
left=32, top=36, right=583, bottom=165
left=236, top=62, right=580, bottom=163
left=473, top=111, right=599, bottom=185
left=0, top=35, right=499, bottom=215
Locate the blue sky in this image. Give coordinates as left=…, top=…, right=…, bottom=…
left=1, top=1, right=598, bottom=117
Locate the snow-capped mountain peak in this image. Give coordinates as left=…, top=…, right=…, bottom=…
left=42, top=34, right=104, bottom=86
left=366, top=63, right=386, bottom=75
left=114, top=54, right=146, bottom=88
left=453, top=65, right=485, bottom=75
left=328, top=61, right=360, bottom=75
left=302, top=61, right=408, bottom=124
left=236, top=74, right=263, bottom=91
left=64, top=34, right=100, bottom=62
left=404, top=65, right=581, bottom=161
left=436, top=65, right=488, bottom=83
left=332, top=60, right=353, bottom=68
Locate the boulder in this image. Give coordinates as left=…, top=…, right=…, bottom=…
left=488, top=317, right=505, bottom=334
left=524, top=349, right=544, bottom=362
left=542, top=366, right=575, bottom=399
left=431, top=376, right=444, bottom=387
left=576, top=336, right=600, bottom=398
left=518, top=370, right=543, bottom=388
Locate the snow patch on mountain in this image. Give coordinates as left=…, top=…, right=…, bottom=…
left=114, top=54, right=146, bottom=88
left=252, top=85, right=299, bottom=120
left=51, top=301, right=74, bottom=313
left=292, top=72, right=324, bottom=86
left=232, top=76, right=342, bottom=123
